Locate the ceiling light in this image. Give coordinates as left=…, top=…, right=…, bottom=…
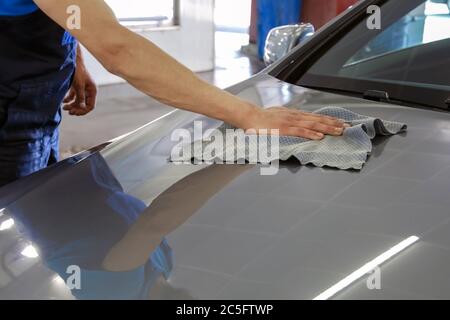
left=0, top=218, right=14, bottom=231
left=313, top=235, right=419, bottom=300
left=21, top=245, right=39, bottom=258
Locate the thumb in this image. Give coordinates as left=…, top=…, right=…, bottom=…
left=75, top=86, right=87, bottom=109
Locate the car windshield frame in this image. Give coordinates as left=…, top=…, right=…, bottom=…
left=272, top=0, right=450, bottom=110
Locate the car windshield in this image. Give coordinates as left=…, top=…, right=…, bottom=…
left=297, top=0, right=450, bottom=109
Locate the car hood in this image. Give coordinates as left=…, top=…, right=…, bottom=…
left=1, top=74, right=450, bottom=300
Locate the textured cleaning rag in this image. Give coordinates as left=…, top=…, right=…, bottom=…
left=177, top=107, right=407, bottom=170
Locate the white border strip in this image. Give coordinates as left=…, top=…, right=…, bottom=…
left=313, top=235, right=419, bottom=300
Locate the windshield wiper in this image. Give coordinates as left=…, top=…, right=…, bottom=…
left=302, top=85, right=362, bottom=97
left=363, top=90, right=390, bottom=103
left=303, top=85, right=449, bottom=111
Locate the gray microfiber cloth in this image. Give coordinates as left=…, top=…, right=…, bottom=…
left=175, top=107, right=407, bottom=170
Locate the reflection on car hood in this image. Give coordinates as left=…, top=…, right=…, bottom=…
left=1, top=75, right=450, bottom=300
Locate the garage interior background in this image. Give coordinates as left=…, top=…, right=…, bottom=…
left=60, top=0, right=358, bottom=158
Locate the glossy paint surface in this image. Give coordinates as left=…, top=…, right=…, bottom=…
left=1, top=75, right=450, bottom=299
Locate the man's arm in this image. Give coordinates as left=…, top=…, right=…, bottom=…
left=34, top=0, right=347, bottom=139
left=103, top=164, right=253, bottom=272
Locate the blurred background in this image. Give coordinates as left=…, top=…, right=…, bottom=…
left=60, top=0, right=360, bottom=158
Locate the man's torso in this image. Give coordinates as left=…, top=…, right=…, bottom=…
left=0, top=2, right=76, bottom=98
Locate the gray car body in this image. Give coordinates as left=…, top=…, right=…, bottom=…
left=1, top=3, right=450, bottom=300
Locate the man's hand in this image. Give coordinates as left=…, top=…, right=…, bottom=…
left=241, top=106, right=348, bottom=140
left=63, top=47, right=97, bottom=116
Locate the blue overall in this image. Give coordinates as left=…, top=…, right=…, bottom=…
left=0, top=5, right=77, bottom=187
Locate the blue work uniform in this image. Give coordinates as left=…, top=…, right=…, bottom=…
left=0, top=1, right=77, bottom=187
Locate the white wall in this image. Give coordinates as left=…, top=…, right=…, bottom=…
left=84, top=0, right=215, bottom=86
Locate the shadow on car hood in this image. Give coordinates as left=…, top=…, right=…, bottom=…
left=1, top=75, right=450, bottom=300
